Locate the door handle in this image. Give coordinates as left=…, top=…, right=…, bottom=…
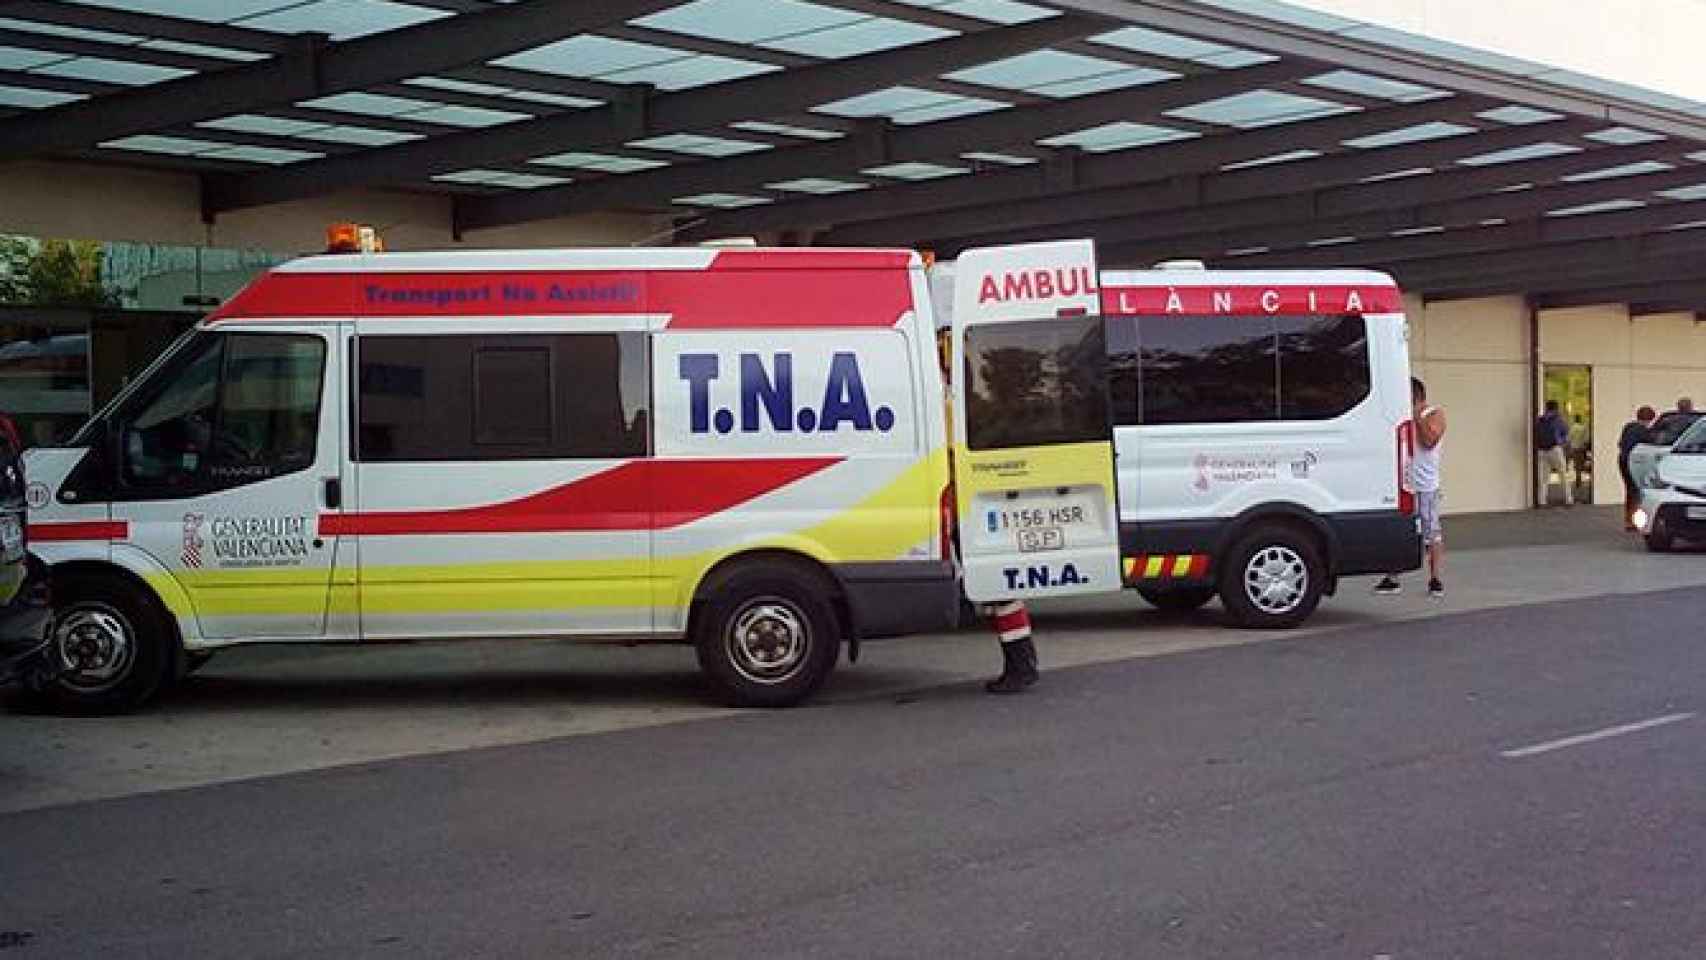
left=323, top=477, right=343, bottom=510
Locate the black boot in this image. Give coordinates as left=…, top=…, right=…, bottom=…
left=984, top=638, right=1039, bottom=694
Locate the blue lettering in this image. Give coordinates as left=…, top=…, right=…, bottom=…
left=1058, top=564, right=1083, bottom=586
left=679, top=354, right=719, bottom=433
left=818, top=352, right=873, bottom=432
left=1003, top=568, right=1021, bottom=590
left=740, top=353, right=793, bottom=433
left=1026, top=566, right=1050, bottom=589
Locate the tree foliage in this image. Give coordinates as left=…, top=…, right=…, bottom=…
left=0, top=236, right=116, bottom=307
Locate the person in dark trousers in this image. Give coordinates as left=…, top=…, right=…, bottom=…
left=1618, top=405, right=1657, bottom=531
left=1536, top=400, right=1573, bottom=507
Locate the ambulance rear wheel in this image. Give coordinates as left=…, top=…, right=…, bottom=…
left=695, top=565, right=839, bottom=708
left=34, top=575, right=176, bottom=715
left=1137, top=585, right=1217, bottom=612
left=1218, top=525, right=1324, bottom=630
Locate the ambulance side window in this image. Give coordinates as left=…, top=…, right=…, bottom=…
left=355, top=333, right=647, bottom=461
left=114, top=332, right=326, bottom=497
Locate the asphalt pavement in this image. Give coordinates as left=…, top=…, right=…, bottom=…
left=4, top=585, right=1704, bottom=959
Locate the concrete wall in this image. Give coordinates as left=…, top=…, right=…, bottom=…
left=1405, top=294, right=1532, bottom=514
left=0, top=160, right=664, bottom=254
left=1540, top=305, right=1706, bottom=504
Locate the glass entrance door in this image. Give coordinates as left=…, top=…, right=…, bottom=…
left=1543, top=364, right=1593, bottom=505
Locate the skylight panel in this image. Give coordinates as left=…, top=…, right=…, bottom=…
left=0, top=46, right=61, bottom=72
left=598, top=53, right=779, bottom=91
left=675, top=193, right=772, bottom=208
left=633, top=0, right=862, bottom=44
left=761, top=18, right=954, bottom=58
left=1456, top=142, right=1580, bottom=166
left=1586, top=126, right=1666, bottom=145
left=766, top=178, right=870, bottom=194
left=235, top=0, right=450, bottom=41
left=1562, top=161, right=1673, bottom=182
left=628, top=133, right=771, bottom=157
left=1344, top=121, right=1476, bottom=150
left=1303, top=70, right=1443, bottom=103
left=1169, top=90, right=1356, bottom=129
left=494, top=36, right=683, bottom=78
left=100, top=134, right=226, bottom=156
left=732, top=121, right=844, bottom=141
left=887, top=0, right=1058, bottom=24
left=0, top=85, right=84, bottom=108
left=1039, top=122, right=1197, bottom=152
left=199, top=145, right=325, bottom=165
left=1546, top=199, right=1647, bottom=217
left=865, top=161, right=969, bottom=180
left=531, top=152, right=669, bottom=173
left=66, top=1, right=284, bottom=20
left=33, top=58, right=193, bottom=86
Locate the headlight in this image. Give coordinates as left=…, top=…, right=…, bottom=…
left=1633, top=508, right=1649, bottom=530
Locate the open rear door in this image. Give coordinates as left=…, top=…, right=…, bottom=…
left=949, top=240, right=1121, bottom=602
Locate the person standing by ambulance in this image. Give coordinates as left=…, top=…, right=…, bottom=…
left=937, top=329, right=1039, bottom=693
left=1375, top=377, right=1447, bottom=598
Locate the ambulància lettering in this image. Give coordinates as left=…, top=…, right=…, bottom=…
left=976, top=266, right=1097, bottom=304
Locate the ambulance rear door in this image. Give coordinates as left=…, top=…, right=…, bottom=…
left=949, top=239, right=1121, bottom=602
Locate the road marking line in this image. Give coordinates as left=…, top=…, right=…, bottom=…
left=1500, top=712, right=1696, bottom=759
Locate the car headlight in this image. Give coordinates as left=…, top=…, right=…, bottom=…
left=1633, top=508, right=1650, bottom=530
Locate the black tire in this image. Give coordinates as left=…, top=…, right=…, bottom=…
left=32, top=575, right=178, bottom=715
left=1137, top=585, right=1217, bottom=612
left=1646, top=517, right=1674, bottom=553
left=693, top=563, right=840, bottom=708
left=1217, top=524, right=1325, bottom=630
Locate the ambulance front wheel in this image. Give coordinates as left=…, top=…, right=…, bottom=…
left=32, top=574, right=177, bottom=715
left=694, top=564, right=840, bottom=708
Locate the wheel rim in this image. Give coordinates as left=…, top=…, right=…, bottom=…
left=725, top=597, right=810, bottom=685
left=1243, top=546, right=1308, bottom=615
left=52, top=603, right=136, bottom=693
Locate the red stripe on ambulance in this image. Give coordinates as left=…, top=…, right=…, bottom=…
left=318, top=457, right=840, bottom=537
left=209, top=250, right=915, bottom=329
left=1101, top=284, right=1401, bottom=317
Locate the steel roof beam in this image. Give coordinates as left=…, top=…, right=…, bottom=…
left=200, top=14, right=1106, bottom=215
left=946, top=136, right=1688, bottom=255
left=1420, top=261, right=1706, bottom=302
left=0, top=0, right=685, bottom=161
left=1395, top=229, right=1706, bottom=295
left=820, top=114, right=1601, bottom=246
left=1105, top=169, right=1706, bottom=267
left=456, top=59, right=1314, bottom=230
left=681, top=95, right=1493, bottom=239
left=1040, top=0, right=1706, bottom=142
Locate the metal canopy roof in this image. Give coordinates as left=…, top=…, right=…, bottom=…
left=2, top=0, right=1705, bottom=311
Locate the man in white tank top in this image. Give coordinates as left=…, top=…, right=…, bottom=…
left=1376, top=378, right=1447, bottom=598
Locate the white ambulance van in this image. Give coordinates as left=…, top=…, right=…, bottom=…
left=940, top=259, right=1422, bottom=628
left=21, top=243, right=1137, bottom=714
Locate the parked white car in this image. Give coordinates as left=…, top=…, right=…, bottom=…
left=1626, top=410, right=1703, bottom=490
left=1637, top=417, right=1706, bottom=552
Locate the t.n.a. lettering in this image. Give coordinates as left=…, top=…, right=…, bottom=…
left=679, top=351, right=896, bottom=435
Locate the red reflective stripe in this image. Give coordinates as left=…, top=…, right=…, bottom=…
left=318, top=457, right=840, bottom=537
left=1100, top=284, right=1402, bottom=317
left=209, top=250, right=916, bottom=329
left=1188, top=554, right=1210, bottom=579
left=992, top=604, right=1031, bottom=636
left=29, top=521, right=127, bottom=542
